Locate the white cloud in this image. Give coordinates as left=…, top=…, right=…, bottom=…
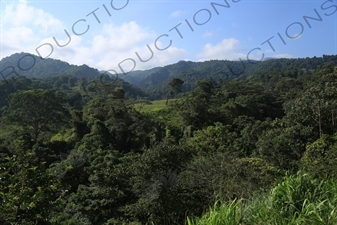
left=34, top=21, right=188, bottom=73
left=2, top=1, right=63, bottom=33
left=197, top=38, right=246, bottom=61
left=202, top=28, right=222, bottom=38
left=232, top=22, right=239, bottom=28
left=91, top=22, right=156, bottom=54
left=1, top=0, right=64, bottom=59
left=272, top=53, right=295, bottom=59
left=146, top=45, right=189, bottom=68
left=169, top=10, right=186, bottom=18
left=202, top=28, right=221, bottom=38
left=0, top=1, right=189, bottom=73
left=88, top=22, right=188, bottom=72
left=203, top=31, right=214, bottom=38
left=292, top=34, right=302, bottom=40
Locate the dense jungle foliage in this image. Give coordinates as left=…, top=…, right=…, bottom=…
left=1, top=54, right=337, bottom=224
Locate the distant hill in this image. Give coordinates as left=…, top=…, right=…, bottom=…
left=121, top=67, right=161, bottom=86
left=2, top=53, right=337, bottom=100
left=0, top=53, right=148, bottom=102
left=135, top=55, right=337, bottom=99
left=0, top=52, right=101, bottom=80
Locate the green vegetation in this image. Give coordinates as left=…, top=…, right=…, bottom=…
left=188, top=172, right=337, bottom=225
left=134, top=99, right=185, bottom=127
left=134, top=99, right=172, bottom=113
left=1, top=54, right=337, bottom=224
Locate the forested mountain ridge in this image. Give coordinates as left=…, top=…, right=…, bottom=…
left=141, top=55, right=337, bottom=99
left=121, top=67, right=161, bottom=85
left=0, top=52, right=101, bottom=79
left=0, top=53, right=148, bottom=112
left=2, top=53, right=337, bottom=101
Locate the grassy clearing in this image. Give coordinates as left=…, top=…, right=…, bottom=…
left=134, top=99, right=185, bottom=127
left=134, top=99, right=174, bottom=113
left=187, top=172, right=337, bottom=225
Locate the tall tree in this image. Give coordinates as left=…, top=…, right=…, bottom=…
left=2, top=89, right=70, bottom=142
left=166, top=78, right=184, bottom=105
left=284, top=68, right=337, bottom=137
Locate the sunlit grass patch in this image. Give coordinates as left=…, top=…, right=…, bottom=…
left=187, top=172, right=337, bottom=225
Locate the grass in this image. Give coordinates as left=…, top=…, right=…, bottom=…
left=187, top=172, right=337, bottom=225
left=134, top=99, right=174, bottom=113
left=134, top=99, right=185, bottom=127
left=187, top=200, right=243, bottom=225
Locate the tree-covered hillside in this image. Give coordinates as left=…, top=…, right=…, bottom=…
left=142, top=55, right=337, bottom=99
left=1, top=54, right=337, bottom=224
left=0, top=53, right=101, bottom=79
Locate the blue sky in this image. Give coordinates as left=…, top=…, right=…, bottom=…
left=1, top=0, right=336, bottom=74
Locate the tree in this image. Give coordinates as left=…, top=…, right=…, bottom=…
left=82, top=97, right=153, bottom=152
left=255, top=118, right=313, bottom=170
left=283, top=68, right=337, bottom=137
left=300, top=134, right=337, bottom=178
left=166, top=78, right=184, bottom=105
left=2, top=89, right=70, bottom=142
left=195, top=79, right=214, bottom=99
left=187, top=122, right=238, bottom=156
left=122, top=138, right=192, bottom=225
left=109, top=87, right=125, bottom=99
left=0, top=140, right=62, bottom=224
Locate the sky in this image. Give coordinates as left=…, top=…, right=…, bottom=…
left=0, top=0, right=336, bottom=74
